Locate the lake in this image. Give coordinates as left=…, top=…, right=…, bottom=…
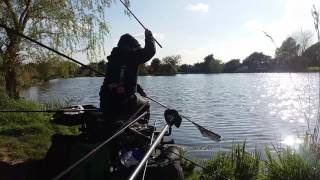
left=21, top=73, right=320, bottom=158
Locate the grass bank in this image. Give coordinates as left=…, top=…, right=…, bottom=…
left=0, top=97, right=78, bottom=163
left=183, top=142, right=320, bottom=180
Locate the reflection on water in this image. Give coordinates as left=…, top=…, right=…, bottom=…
left=281, top=135, right=303, bottom=147
left=21, top=73, right=319, bottom=158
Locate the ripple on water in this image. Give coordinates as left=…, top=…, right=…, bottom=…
left=21, top=74, right=319, bottom=158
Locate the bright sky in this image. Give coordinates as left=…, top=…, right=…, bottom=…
left=78, top=0, right=320, bottom=65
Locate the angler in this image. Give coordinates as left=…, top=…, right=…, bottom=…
left=99, top=29, right=156, bottom=128
left=0, top=1, right=221, bottom=179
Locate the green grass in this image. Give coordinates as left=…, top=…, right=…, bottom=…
left=306, top=66, right=320, bottom=72
left=264, top=147, right=320, bottom=180
left=184, top=142, right=320, bottom=180
left=0, top=96, right=78, bottom=163
left=199, top=142, right=261, bottom=180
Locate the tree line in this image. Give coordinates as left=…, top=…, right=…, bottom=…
left=138, top=35, right=319, bottom=75
left=1, top=1, right=319, bottom=98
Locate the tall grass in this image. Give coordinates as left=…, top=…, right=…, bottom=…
left=203, top=143, right=261, bottom=180
left=264, top=147, right=320, bottom=180
left=305, top=4, right=320, bottom=164
left=183, top=142, right=320, bottom=180
left=0, top=96, right=78, bottom=163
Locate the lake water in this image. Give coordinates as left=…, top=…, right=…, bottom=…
left=21, top=73, right=320, bottom=158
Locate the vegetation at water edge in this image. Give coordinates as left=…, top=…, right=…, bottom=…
left=182, top=142, right=320, bottom=180
left=0, top=96, right=78, bottom=162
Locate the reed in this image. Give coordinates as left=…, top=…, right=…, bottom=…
left=191, top=142, right=320, bottom=180
left=264, top=147, right=320, bottom=180
left=198, top=142, right=261, bottom=180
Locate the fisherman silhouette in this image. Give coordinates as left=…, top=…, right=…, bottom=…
left=99, top=29, right=156, bottom=126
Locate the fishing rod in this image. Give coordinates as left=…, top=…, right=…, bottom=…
left=128, top=109, right=182, bottom=180
left=128, top=127, right=223, bottom=179
left=141, top=114, right=158, bottom=180
left=53, top=103, right=148, bottom=180
left=146, top=96, right=221, bottom=141
left=0, top=24, right=104, bottom=76
left=119, top=0, right=163, bottom=48
left=0, top=109, right=100, bottom=113
left=0, top=20, right=220, bottom=142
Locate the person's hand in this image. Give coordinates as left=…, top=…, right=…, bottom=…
left=145, top=29, right=153, bottom=39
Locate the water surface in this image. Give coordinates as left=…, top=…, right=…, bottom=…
left=22, top=73, right=320, bottom=158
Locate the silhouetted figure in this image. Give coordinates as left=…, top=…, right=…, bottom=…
left=99, top=29, right=156, bottom=125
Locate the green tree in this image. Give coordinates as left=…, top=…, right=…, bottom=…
left=149, top=58, right=161, bottom=74
left=179, top=64, right=194, bottom=73
left=162, top=55, right=180, bottom=66
left=243, top=52, right=272, bottom=72
left=203, top=54, right=223, bottom=73
left=0, top=0, right=129, bottom=98
left=57, top=60, right=79, bottom=78
left=97, top=60, right=107, bottom=75
left=223, top=59, right=240, bottom=73
left=275, top=37, right=300, bottom=67
left=292, top=30, right=313, bottom=55
left=36, top=58, right=55, bottom=81
left=35, top=55, right=79, bottom=80
left=303, top=42, right=320, bottom=66
left=161, top=55, right=181, bottom=74
left=138, top=64, right=148, bottom=75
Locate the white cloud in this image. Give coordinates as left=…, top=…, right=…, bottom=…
left=186, top=3, right=209, bottom=13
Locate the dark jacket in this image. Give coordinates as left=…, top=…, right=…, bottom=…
left=105, top=36, right=155, bottom=95
left=99, top=33, right=155, bottom=116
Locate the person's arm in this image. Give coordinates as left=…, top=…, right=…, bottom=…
left=132, top=29, right=156, bottom=64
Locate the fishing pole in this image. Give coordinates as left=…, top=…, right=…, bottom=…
left=129, top=124, right=169, bottom=180
left=141, top=115, right=158, bottom=180
left=127, top=128, right=222, bottom=179
left=0, top=109, right=100, bottom=113
left=146, top=96, right=221, bottom=141
left=129, top=109, right=182, bottom=180
left=53, top=103, right=148, bottom=180
left=0, top=24, right=104, bottom=76
left=0, top=23, right=220, bottom=141
left=118, top=0, right=163, bottom=48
